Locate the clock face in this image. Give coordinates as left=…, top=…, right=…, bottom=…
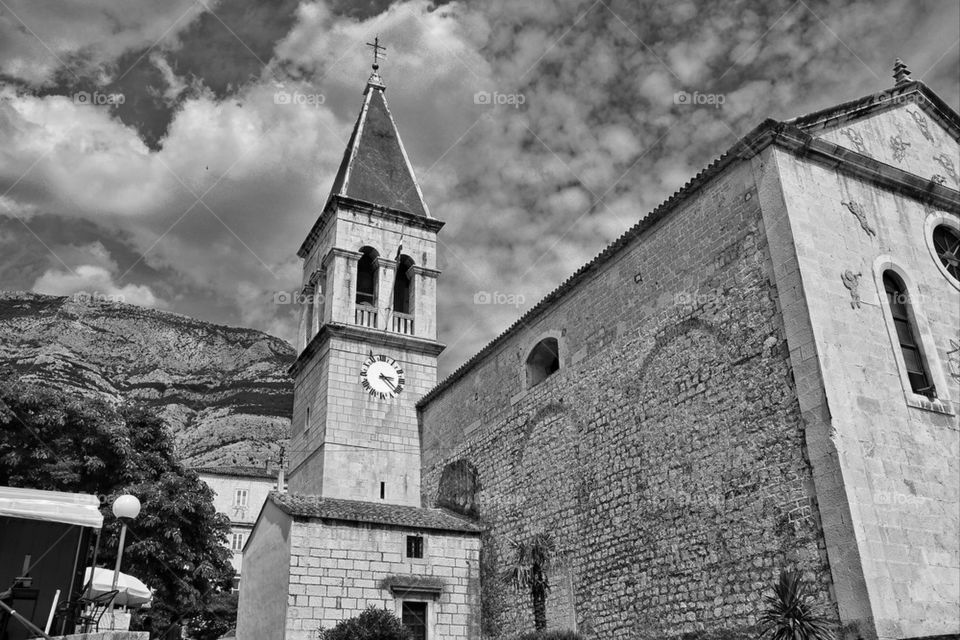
left=360, top=354, right=405, bottom=399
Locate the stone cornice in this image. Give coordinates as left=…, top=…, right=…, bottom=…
left=770, top=123, right=960, bottom=212
left=320, top=247, right=360, bottom=271
left=298, top=195, right=445, bottom=259
left=290, top=322, right=445, bottom=377
left=411, top=265, right=441, bottom=278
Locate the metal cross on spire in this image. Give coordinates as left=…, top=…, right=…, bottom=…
left=367, top=36, right=387, bottom=70
left=365, top=36, right=387, bottom=88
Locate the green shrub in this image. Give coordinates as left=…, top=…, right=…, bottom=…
left=759, top=570, right=836, bottom=640
left=320, top=607, right=411, bottom=640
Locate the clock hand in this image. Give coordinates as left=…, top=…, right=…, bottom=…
left=379, top=374, right=397, bottom=392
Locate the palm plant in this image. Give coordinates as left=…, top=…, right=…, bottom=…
left=759, top=569, right=836, bottom=640
left=502, top=532, right=556, bottom=631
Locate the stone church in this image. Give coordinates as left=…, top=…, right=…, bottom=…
left=237, top=58, right=959, bottom=640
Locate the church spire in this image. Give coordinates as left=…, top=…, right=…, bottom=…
left=323, top=37, right=430, bottom=219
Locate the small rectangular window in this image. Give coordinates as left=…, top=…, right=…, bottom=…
left=402, top=601, right=427, bottom=640
left=380, top=482, right=385, bottom=499
left=231, top=532, right=245, bottom=551
left=406, top=535, right=424, bottom=559
left=234, top=489, right=248, bottom=507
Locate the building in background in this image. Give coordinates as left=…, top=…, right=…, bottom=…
left=196, top=465, right=283, bottom=589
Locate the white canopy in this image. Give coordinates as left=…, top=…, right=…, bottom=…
left=0, top=486, right=103, bottom=529
left=84, top=567, right=153, bottom=607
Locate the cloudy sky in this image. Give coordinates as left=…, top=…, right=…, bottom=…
left=1, top=0, right=958, bottom=376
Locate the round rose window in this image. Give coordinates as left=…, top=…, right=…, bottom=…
left=932, top=224, right=960, bottom=281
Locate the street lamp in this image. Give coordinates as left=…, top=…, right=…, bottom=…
left=109, top=494, right=141, bottom=623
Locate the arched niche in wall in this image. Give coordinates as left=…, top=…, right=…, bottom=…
left=436, top=459, right=481, bottom=517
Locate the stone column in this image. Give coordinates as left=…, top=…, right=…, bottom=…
left=378, top=257, right=398, bottom=332
left=323, top=248, right=361, bottom=326
left=412, top=265, right=440, bottom=340
left=296, top=288, right=308, bottom=352
left=308, top=269, right=325, bottom=335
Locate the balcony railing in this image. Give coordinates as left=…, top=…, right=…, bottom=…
left=355, top=304, right=378, bottom=328
left=391, top=312, right=414, bottom=335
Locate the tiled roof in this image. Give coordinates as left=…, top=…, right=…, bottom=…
left=328, top=84, right=429, bottom=218
left=192, top=465, right=278, bottom=479
left=269, top=493, right=481, bottom=534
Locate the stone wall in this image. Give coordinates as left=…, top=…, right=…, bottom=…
left=289, top=333, right=438, bottom=505
left=285, top=520, right=481, bottom=639
left=419, top=160, right=838, bottom=638
left=236, top=501, right=292, bottom=640
left=766, top=105, right=960, bottom=639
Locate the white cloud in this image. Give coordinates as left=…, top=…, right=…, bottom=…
left=32, top=264, right=164, bottom=308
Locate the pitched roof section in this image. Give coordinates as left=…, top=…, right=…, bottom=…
left=192, top=465, right=278, bottom=480
left=787, top=80, right=960, bottom=141
left=329, top=84, right=430, bottom=218
left=269, top=492, right=482, bottom=534
left=417, top=80, right=960, bottom=409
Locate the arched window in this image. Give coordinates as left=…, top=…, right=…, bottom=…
left=356, top=247, right=379, bottom=306
left=393, top=255, right=415, bottom=314
left=883, top=271, right=935, bottom=397
left=526, top=337, right=560, bottom=388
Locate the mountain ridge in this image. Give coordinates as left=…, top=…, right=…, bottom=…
left=0, top=290, right=293, bottom=467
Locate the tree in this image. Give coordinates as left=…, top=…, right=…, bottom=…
left=189, top=591, right=239, bottom=640
left=759, top=569, right=836, bottom=640
left=0, top=381, right=236, bottom=638
left=502, top=532, right=555, bottom=631
left=320, top=607, right=412, bottom=640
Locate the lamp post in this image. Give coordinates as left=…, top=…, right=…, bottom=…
left=109, top=494, right=141, bottom=624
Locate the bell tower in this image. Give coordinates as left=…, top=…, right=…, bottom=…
left=287, top=48, right=444, bottom=507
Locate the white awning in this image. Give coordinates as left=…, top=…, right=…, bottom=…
left=0, top=486, right=103, bottom=529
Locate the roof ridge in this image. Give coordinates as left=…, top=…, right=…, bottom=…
left=786, top=81, right=960, bottom=140
left=270, top=492, right=482, bottom=532
left=418, top=78, right=960, bottom=408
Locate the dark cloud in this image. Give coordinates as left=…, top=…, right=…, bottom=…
left=0, top=0, right=957, bottom=376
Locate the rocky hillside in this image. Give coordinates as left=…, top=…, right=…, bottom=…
left=0, top=291, right=293, bottom=467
